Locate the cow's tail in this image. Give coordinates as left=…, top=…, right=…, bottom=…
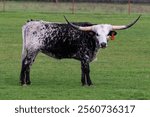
left=21, top=25, right=28, bottom=61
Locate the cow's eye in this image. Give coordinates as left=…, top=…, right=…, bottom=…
left=96, top=33, right=99, bottom=36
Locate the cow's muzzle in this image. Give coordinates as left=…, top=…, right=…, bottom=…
left=100, top=42, right=107, bottom=48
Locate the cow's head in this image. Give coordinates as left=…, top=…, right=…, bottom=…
left=64, top=15, right=141, bottom=48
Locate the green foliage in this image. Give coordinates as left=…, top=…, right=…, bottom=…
left=0, top=10, right=150, bottom=99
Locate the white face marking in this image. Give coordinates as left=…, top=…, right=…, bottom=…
left=92, top=24, right=113, bottom=48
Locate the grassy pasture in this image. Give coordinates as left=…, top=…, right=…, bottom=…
left=0, top=1, right=150, bottom=14
left=0, top=2, right=150, bottom=100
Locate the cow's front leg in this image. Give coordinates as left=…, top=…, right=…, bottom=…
left=81, top=60, right=93, bottom=86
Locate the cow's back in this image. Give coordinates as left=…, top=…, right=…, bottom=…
left=23, top=20, right=99, bottom=61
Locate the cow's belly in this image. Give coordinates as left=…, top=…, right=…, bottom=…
left=40, top=44, right=79, bottom=59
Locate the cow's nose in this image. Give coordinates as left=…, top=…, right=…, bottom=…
left=100, top=42, right=106, bottom=48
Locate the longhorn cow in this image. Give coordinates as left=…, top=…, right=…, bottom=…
left=20, top=15, right=141, bottom=86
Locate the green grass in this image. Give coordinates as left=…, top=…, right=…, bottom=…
left=0, top=6, right=150, bottom=99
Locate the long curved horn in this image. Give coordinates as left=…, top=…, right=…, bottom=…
left=112, top=15, right=141, bottom=30
left=64, top=16, right=92, bottom=31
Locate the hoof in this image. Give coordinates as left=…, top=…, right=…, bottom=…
left=26, top=81, right=31, bottom=85
left=20, top=83, right=27, bottom=86
left=82, top=83, right=93, bottom=86
left=20, top=80, right=31, bottom=86
left=20, top=81, right=25, bottom=86
left=22, top=84, right=27, bottom=86
left=87, top=83, right=93, bottom=86
left=82, top=83, right=86, bottom=86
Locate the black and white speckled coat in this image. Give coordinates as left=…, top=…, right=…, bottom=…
left=19, top=16, right=141, bottom=86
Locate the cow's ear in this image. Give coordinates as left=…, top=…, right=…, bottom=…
left=89, top=31, right=96, bottom=36
left=108, top=31, right=117, bottom=36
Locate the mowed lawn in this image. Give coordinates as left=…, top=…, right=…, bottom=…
left=0, top=11, right=150, bottom=100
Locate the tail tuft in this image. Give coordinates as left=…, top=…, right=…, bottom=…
left=21, top=25, right=27, bottom=61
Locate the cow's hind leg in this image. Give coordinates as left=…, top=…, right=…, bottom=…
left=20, top=50, right=38, bottom=86
left=20, top=57, right=27, bottom=85
left=81, top=60, right=93, bottom=86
